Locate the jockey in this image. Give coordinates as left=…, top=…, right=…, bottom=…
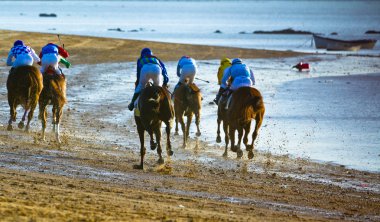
left=173, top=55, right=198, bottom=93
left=39, top=43, right=70, bottom=75
left=6, top=40, right=40, bottom=70
left=214, top=58, right=255, bottom=104
left=217, top=58, right=231, bottom=85
left=128, top=48, right=169, bottom=111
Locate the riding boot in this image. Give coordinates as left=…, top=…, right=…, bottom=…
left=9, top=67, right=14, bottom=75
left=128, top=92, right=140, bottom=111
left=213, top=87, right=225, bottom=104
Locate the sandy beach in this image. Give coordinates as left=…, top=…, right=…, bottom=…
left=1, top=30, right=380, bottom=221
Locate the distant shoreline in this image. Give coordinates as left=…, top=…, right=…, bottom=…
left=0, top=30, right=307, bottom=65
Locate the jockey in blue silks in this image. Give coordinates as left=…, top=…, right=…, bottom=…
left=6, top=40, right=40, bottom=69
left=214, top=58, right=255, bottom=104
left=128, top=48, right=169, bottom=111
left=173, top=55, right=198, bottom=94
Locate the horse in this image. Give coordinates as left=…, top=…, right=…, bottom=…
left=6, top=66, right=43, bottom=132
left=173, top=82, right=202, bottom=148
left=227, top=87, right=265, bottom=159
left=38, top=66, right=67, bottom=143
left=134, top=85, right=174, bottom=170
left=216, top=89, right=231, bottom=157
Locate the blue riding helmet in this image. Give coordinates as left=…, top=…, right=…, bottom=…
left=232, top=58, right=242, bottom=65
left=13, top=40, right=25, bottom=47
left=141, top=48, right=153, bottom=57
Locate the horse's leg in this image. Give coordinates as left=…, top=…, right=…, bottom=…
left=243, top=121, right=251, bottom=150
left=133, top=117, right=146, bottom=170
left=52, top=105, right=57, bottom=133
left=179, top=115, right=186, bottom=148
left=149, top=130, right=157, bottom=150
left=186, top=113, right=193, bottom=140
left=18, top=109, right=28, bottom=129
left=222, top=120, right=229, bottom=157
left=39, top=99, right=48, bottom=141
left=236, top=126, right=244, bottom=159
left=54, top=105, right=64, bottom=143
left=174, top=117, right=179, bottom=136
left=25, top=99, right=38, bottom=133
left=165, top=121, right=173, bottom=157
left=195, top=111, right=201, bottom=137
left=155, top=126, right=164, bottom=165
left=229, top=126, right=237, bottom=152
left=7, top=98, right=16, bottom=131
left=216, top=116, right=222, bottom=143
left=248, top=112, right=264, bottom=159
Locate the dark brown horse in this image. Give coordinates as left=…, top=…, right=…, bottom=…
left=134, top=85, right=174, bottom=169
left=38, top=67, right=67, bottom=143
left=216, top=89, right=231, bottom=157
left=227, top=87, right=265, bottom=159
left=6, top=66, right=43, bottom=132
left=174, top=83, right=202, bottom=148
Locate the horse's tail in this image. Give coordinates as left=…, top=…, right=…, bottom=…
left=50, top=78, right=67, bottom=104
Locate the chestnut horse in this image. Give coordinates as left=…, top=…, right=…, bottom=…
left=174, top=83, right=202, bottom=148
left=227, top=87, right=265, bottom=159
left=6, top=66, right=43, bottom=132
left=134, top=85, right=174, bottom=169
left=38, top=67, right=67, bottom=143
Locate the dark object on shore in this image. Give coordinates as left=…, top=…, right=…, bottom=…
left=108, top=28, right=125, bottom=32
left=330, top=32, right=338, bottom=35
left=253, top=28, right=313, bottom=35
left=129, top=29, right=139, bottom=32
left=239, top=31, right=247, bottom=34
left=39, top=13, right=57, bottom=17
left=365, top=30, right=380, bottom=34
left=313, top=34, right=377, bottom=50
left=214, top=30, right=222, bottom=34
left=292, top=62, right=310, bottom=72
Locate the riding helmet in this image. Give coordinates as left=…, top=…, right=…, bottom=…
left=13, top=40, right=25, bottom=47
left=141, top=48, right=153, bottom=57
left=232, top=58, right=242, bottom=65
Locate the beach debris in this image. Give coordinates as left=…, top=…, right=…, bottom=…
left=39, top=13, right=57, bottom=17
left=292, top=62, right=310, bottom=71
left=108, top=28, right=125, bottom=32
left=253, top=28, right=313, bottom=35
left=330, top=32, right=338, bottom=35
left=128, top=29, right=139, bottom=32
left=214, top=30, right=222, bottom=34
left=239, top=31, right=247, bottom=34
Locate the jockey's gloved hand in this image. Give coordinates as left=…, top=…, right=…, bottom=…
left=162, top=83, right=168, bottom=89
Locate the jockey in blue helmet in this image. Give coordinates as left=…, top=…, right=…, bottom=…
left=6, top=40, right=40, bottom=70
left=128, top=48, right=169, bottom=111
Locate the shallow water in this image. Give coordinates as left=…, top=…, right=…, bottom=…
left=1, top=0, right=380, bottom=53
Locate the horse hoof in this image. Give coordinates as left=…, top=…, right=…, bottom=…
left=133, top=164, right=144, bottom=170
left=237, top=149, right=243, bottom=159
left=167, top=149, right=174, bottom=156
left=216, top=136, right=221, bottom=143
left=18, top=122, right=24, bottom=129
left=222, top=152, right=228, bottom=158
left=150, top=142, right=157, bottom=150
left=196, top=132, right=201, bottom=137
left=7, top=125, right=13, bottom=131
left=157, top=158, right=164, bottom=165
left=248, top=151, right=254, bottom=159
left=231, top=145, right=238, bottom=152
left=174, top=131, right=179, bottom=136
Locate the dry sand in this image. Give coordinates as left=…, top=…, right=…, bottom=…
left=0, top=30, right=379, bottom=221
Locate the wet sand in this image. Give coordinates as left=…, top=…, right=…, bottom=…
left=1, top=30, right=380, bottom=221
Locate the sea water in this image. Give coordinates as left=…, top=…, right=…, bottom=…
left=0, top=0, right=380, bottom=53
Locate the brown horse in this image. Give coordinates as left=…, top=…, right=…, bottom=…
left=6, top=66, right=43, bottom=132
left=227, top=87, right=265, bottom=159
left=134, top=85, right=174, bottom=170
left=174, top=83, right=202, bottom=148
left=38, top=67, right=67, bottom=143
left=216, top=89, right=231, bottom=157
